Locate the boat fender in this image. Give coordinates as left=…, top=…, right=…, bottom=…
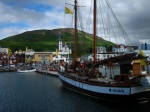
left=140, top=76, right=150, bottom=87
left=59, top=66, right=65, bottom=72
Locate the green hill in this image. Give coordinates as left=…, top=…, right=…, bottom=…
left=0, top=28, right=114, bottom=56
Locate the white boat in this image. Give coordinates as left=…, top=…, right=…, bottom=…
left=17, top=69, right=36, bottom=73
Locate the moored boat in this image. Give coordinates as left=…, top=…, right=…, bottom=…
left=17, top=68, right=36, bottom=73
left=58, top=53, right=150, bottom=103
left=47, top=66, right=59, bottom=77
left=58, top=0, right=150, bottom=103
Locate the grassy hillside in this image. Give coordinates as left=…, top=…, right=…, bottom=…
left=0, top=28, right=114, bottom=56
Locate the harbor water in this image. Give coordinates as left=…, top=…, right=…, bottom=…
left=0, top=72, right=150, bottom=112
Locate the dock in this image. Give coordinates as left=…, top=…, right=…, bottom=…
left=36, top=68, right=59, bottom=77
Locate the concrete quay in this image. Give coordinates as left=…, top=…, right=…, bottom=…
left=36, top=68, right=59, bottom=77
left=0, top=67, right=17, bottom=72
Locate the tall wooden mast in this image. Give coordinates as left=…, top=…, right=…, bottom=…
left=93, top=0, right=97, bottom=62
left=74, top=0, right=77, bottom=62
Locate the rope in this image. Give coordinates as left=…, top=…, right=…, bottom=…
left=105, top=0, right=133, bottom=46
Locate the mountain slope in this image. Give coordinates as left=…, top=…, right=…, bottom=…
left=0, top=28, right=114, bottom=56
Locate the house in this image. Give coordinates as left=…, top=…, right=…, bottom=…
left=9, top=54, right=18, bottom=66
left=88, top=53, right=118, bottom=61
left=83, top=46, right=118, bottom=61
left=53, top=55, right=68, bottom=64
left=14, top=50, right=25, bottom=63
left=112, top=44, right=128, bottom=53
left=34, top=52, right=53, bottom=64
left=0, top=52, right=8, bottom=66
left=97, top=46, right=106, bottom=53
left=0, top=48, right=11, bottom=66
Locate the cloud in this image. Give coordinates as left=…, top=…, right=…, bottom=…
left=108, top=0, right=150, bottom=45
left=0, top=0, right=65, bottom=39
left=0, top=0, right=150, bottom=46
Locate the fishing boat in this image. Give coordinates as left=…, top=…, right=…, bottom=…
left=17, top=68, right=36, bottom=73
left=58, top=0, right=150, bottom=103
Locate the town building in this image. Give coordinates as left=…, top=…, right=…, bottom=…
left=9, top=54, right=17, bottom=66
left=52, top=35, right=72, bottom=63
left=82, top=46, right=118, bottom=61
left=55, top=35, right=71, bottom=55
left=0, top=48, right=13, bottom=66
left=136, top=43, right=150, bottom=61
left=34, top=52, right=53, bottom=64
left=87, top=53, right=118, bottom=61
left=97, top=46, right=106, bottom=53
left=112, top=44, right=128, bottom=53
left=14, top=50, right=25, bottom=64
left=0, top=52, right=8, bottom=66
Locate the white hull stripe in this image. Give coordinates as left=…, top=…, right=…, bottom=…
left=59, top=74, right=146, bottom=95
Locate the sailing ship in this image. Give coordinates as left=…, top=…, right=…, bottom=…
left=58, top=0, right=150, bottom=103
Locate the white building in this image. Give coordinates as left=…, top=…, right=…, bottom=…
left=49, top=35, right=72, bottom=64
left=25, top=49, right=35, bottom=56
left=88, top=53, right=118, bottom=61
left=0, top=48, right=8, bottom=54
left=56, top=35, right=72, bottom=55
left=97, top=46, right=106, bottom=53
left=52, top=35, right=72, bottom=63
left=85, top=46, right=118, bottom=61
left=53, top=55, right=68, bottom=63
left=112, top=44, right=128, bottom=53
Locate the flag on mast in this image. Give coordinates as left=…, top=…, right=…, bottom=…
left=65, top=7, right=73, bottom=14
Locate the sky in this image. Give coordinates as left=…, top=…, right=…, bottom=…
left=0, top=0, right=150, bottom=46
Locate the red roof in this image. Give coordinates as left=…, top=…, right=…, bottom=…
left=114, top=44, right=127, bottom=48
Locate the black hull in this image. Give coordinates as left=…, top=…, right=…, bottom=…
left=59, top=77, right=150, bottom=103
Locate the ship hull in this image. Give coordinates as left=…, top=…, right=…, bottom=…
left=58, top=73, right=150, bottom=103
